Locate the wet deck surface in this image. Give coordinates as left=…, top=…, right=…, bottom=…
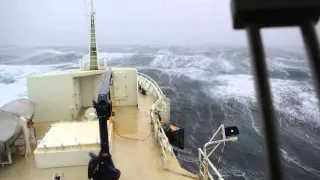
left=0, top=94, right=195, bottom=180
left=0, top=122, right=88, bottom=180
left=112, top=94, right=195, bottom=180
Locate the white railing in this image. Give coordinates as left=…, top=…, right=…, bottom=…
left=137, top=73, right=169, bottom=119
left=137, top=73, right=239, bottom=177
left=198, top=124, right=238, bottom=180
left=150, top=112, right=174, bottom=169
left=79, top=58, right=108, bottom=71
left=198, top=149, right=223, bottom=180
left=137, top=73, right=173, bottom=169
left=137, top=72, right=164, bottom=99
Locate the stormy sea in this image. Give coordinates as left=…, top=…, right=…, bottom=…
left=0, top=45, right=319, bottom=180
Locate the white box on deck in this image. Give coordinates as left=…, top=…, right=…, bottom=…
left=34, top=121, right=113, bottom=168
left=34, top=148, right=100, bottom=168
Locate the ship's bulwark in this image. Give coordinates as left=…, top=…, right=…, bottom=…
left=0, top=45, right=319, bottom=180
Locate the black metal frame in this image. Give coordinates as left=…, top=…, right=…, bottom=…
left=247, top=25, right=284, bottom=180
left=88, top=69, right=120, bottom=180
left=231, top=0, right=320, bottom=179
left=300, top=19, right=320, bottom=101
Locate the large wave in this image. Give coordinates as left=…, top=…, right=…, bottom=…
left=0, top=45, right=319, bottom=180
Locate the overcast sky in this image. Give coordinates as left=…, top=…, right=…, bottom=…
left=0, top=0, right=316, bottom=47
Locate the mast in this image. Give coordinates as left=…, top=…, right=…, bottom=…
left=89, top=0, right=99, bottom=70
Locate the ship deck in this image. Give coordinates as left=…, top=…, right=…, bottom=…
left=0, top=94, right=195, bottom=180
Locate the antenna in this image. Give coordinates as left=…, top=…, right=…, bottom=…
left=89, top=0, right=99, bottom=70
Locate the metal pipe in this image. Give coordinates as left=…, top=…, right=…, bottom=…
left=207, top=142, right=221, bottom=158
left=204, top=137, right=237, bottom=151
left=198, top=148, right=224, bottom=179
left=203, top=159, right=209, bottom=180
left=246, top=24, right=284, bottom=180
left=221, top=124, right=226, bottom=146
left=208, top=124, right=223, bottom=142
left=8, top=149, right=12, bottom=164
left=198, top=148, right=202, bottom=178
left=91, top=0, right=94, bottom=14
left=207, top=157, right=224, bottom=180
left=300, top=19, right=320, bottom=105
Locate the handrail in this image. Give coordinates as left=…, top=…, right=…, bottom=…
left=198, top=148, right=223, bottom=180
left=79, top=58, right=107, bottom=71
left=198, top=124, right=238, bottom=180
left=137, top=72, right=164, bottom=98
left=151, top=112, right=173, bottom=169
left=138, top=72, right=168, bottom=113
left=137, top=73, right=173, bottom=169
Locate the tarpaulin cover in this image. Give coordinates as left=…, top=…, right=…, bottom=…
left=0, top=99, right=36, bottom=161
left=0, top=99, right=36, bottom=123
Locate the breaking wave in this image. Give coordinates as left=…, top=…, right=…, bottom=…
left=0, top=45, right=319, bottom=180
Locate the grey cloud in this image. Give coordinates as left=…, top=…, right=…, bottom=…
left=0, top=0, right=317, bottom=47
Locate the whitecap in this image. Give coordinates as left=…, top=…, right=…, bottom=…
left=0, top=63, right=68, bottom=106
left=281, top=149, right=320, bottom=177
